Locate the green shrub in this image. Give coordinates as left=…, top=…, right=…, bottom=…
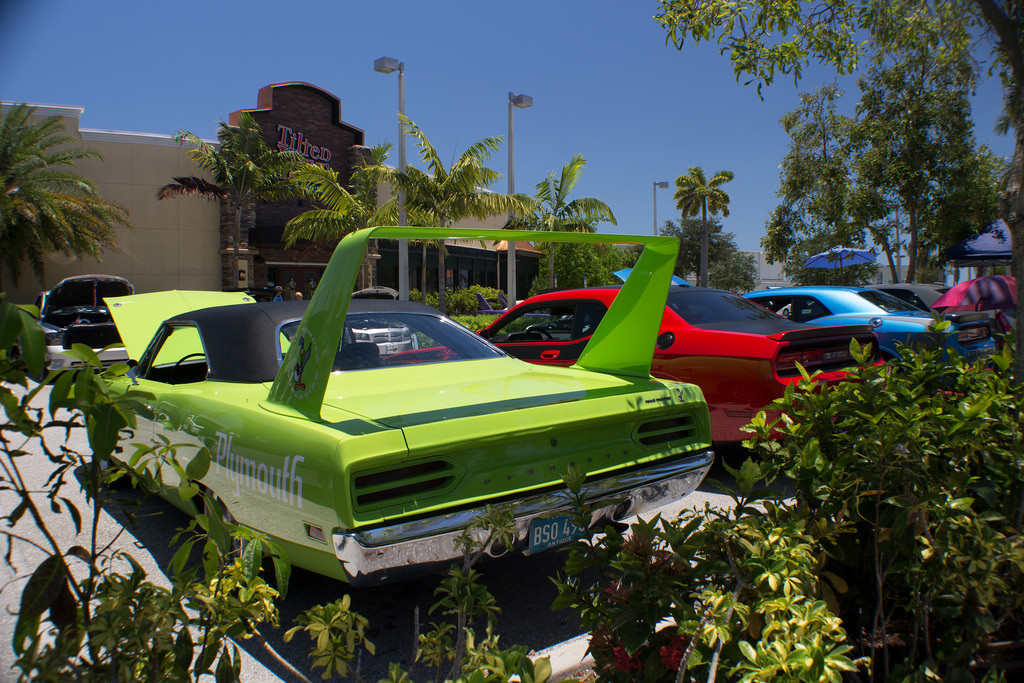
left=0, top=298, right=285, bottom=681
left=554, top=464, right=862, bottom=682
left=410, top=286, right=506, bottom=316
left=554, top=338, right=1024, bottom=682
left=452, top=314, right=499, bottom=332
left=2, top=296, right=566, bottom=682
left=745, top=338, right=1024, bottom=680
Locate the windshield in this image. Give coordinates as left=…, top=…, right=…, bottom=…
left=667, top=290, right=783, bottom=324
left=279, top=311, right=503, bottom=371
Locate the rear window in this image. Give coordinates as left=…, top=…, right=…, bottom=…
left=667, top=290, right=782, bottom=324
left=280, top=311, right=503, bottom=371
left=855, top=290, right=919, bottom=313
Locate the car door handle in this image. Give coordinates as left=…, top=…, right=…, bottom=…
left=540, top=350, right=560, bottom=360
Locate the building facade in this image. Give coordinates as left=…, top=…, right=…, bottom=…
left=2, top=82, right=540, bottom=304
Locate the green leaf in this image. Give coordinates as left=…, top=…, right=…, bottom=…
left=173, top=627, right=195, bottom=670
left=86, top=403, right=125, bottom=461
left=14, top=555, right=67, bottom=651
left=186, top=446, right=212, bottom=480
left=738, top=639, right=758, bottom=662
left=241, top=537, right=263, bottom=578
left=171, top=539, right=196, bottom=576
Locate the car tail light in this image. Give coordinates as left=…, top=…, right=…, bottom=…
left=353, top=459, right=456, bottom=509
left=776, top=347, right=853, bottom=375
left=635, top=415, right=697, bottom=447
left=957, top=326, right=990, bottom=344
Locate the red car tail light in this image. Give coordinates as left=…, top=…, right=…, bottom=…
left=957, top=325, right=990, bottom=344
left=776, top=347, right=853, bottom=376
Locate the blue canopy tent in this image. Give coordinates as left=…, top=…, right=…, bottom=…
left=945, top=219, right=1013, bottom=268
left=614, top=268, right=689, bottom=286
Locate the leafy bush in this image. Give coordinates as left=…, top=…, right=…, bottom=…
left=554, top=465, right=862, bottom=682
left=2, top=297, right=565, bottom=682
left=745, top=339, right=1024, bottom=680
left=411, top=286, right=506, bottom=316
left=554, top=338, right=1024, bottom=681
left=452, top=314, right=499, bottom=332
left=1, top=298, right=288, bottom=681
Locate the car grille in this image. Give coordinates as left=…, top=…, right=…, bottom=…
left=360, top=329, right=409, bottom=344
left=353, top=459, right=457, bottom=509
left=61, top=322, right=123, bottom=350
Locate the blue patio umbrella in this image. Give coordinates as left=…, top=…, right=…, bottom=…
left=803, top=246, right=877, bottom=269
left=613, top=268, right=689, bottom=286
left=804, top=246, right=876, bottom=284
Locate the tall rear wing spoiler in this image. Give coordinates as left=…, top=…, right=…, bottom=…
left=268, top=227, right=680, bottom=421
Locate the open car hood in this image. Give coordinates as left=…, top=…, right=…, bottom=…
left=106, top=290, right=255, bottom=360
left=43, top=275, right=134, bottom=315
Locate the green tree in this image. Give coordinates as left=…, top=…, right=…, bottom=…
left=710, top=250, right=758, bottom=292
left=661, top=217, right=757, bottom=291
left=282, top=143, right=398, bottom=246
left=655, top=0, right=1024, bottom=373
left=849, top=48, right=1000, bottom=282
left=673, top=166, right=733, bottom=287
left=527, top=242, right=627, bottom=294
left=762, top=86, right=875, bottom=285
left=505, top=154, right=617, bottom=289
left=381, top=114, right=528, bottom=313
left=659, top=216, right=725, bottom=279
left=0, top=103, right=129, bottom=288
left=158, top=112, right=307, bottom=290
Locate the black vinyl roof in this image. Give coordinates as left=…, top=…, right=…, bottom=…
left=162, top=299, right=441, bottom=383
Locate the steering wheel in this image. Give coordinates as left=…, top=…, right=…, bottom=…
left=171, top=353, right=207, bottom=384
left=526, top=326, right=554, bottom=340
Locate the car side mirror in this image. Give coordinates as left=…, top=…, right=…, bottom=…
left=126, top=359, right=139, bottom=383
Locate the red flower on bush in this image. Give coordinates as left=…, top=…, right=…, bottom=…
left=659, top=634, right=689, bottom=670
left=612, top=644, right=644, bottom=672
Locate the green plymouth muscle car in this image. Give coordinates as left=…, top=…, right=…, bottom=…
left=106, top=227, right=713, bottom=585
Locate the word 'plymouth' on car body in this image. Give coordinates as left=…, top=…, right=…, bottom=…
left=106, top=228, right=714, bottom=586
left=482, top=286, right=879, bottom=444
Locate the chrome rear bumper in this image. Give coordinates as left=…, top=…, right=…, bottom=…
left=333, top=448, right=713, bottom=586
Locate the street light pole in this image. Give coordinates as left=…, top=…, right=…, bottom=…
left=374, top=56, right=409, bottom=300
left=653, top=181, right=668, bottom=236
left=507, top=92, right=532, bottom=306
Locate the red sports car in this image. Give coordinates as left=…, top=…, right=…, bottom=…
left=481, top=286, right=878, bottom=443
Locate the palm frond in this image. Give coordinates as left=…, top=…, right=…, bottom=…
left=282, top=208, right=355, bottom=247
left=157, top=177, right=227, bottom=200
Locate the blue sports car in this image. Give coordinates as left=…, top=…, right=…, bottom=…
left=744, top=286, right=997, bottom=361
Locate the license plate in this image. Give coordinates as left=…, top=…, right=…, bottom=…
left=528, top=515, right=583, bottom=554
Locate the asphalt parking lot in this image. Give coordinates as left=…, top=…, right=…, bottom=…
left=0, top=383, right=739, bottom=681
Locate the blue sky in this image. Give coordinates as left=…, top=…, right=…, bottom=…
left=1, top=0, right=1013, bottom=251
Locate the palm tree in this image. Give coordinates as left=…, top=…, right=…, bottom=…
left=674, top=166, right=734, bottom=287
left=505, top=154, right=616, bottom=288
left=380, top=114, right=529, bottom=312
left=283, top=143, right=399, bottom=245
left=0, top=103, right=129, bottom=288
left=158, top=112, right=307, bottom=289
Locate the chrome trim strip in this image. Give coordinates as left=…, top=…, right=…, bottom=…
left=333, top=449, right=713, bottom=586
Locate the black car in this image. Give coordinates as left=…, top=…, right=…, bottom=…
left=36, top=274, right=134, bottom=371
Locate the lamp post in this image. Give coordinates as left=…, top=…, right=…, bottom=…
left=653, top=181, right=668, bottom=236
left=507, top=92, right=532, bottom=306
left=374, top=56, right=409, bottom=300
